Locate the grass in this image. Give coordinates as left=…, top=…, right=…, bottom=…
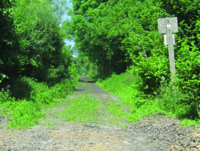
left=97, top=72, right=168, bottom=123
left=97, top=72, right=200, bottom=126
left=79, top=81, right=89, bottom=86
left=1, top=100, right=45, bottom=129
left=57, top=95, right=100, bottom=123
left=97, top=72, right=160, bottom=123
left=1, top=72, right=197, bottom=129
left=0, top=77, right=77, bottom=129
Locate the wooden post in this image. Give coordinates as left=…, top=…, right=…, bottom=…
left=166, top=18, right=176, bottom=80
left=158, top=17, right=178, bottom=82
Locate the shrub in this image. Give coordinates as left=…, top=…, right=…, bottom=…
left=3, top=101, right=44, bottom=129
left=0, top=76, right=78, bottom=129
left=156, top=83, right=191, bottom=118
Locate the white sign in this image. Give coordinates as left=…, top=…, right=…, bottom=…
left=158, top=17, right=178, bottom=34
left=158, top=17, right=179, bottom=81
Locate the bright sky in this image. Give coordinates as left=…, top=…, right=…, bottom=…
left=59, top=0, right=76, bottom=56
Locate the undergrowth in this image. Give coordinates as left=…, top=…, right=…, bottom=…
left=57, top=95, right=100, bottom=123
left=97, top=72, right=160, bottom=123
left=98, top=72, right=199, bottom=126
left=0, top=77, right=77, bottom=129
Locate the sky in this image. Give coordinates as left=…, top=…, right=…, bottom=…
left=58, top=0, right=76, bottom=55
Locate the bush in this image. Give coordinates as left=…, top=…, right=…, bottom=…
left=0, top=76, right=78, bottom=129
left=156, top=83, right=191, bottom=118
left=98, top=71, right=200, bottom=124
left=131, top=48, right=170, bottom=95
left=10, top=77, right=76, bottom=104
left=1, top=101, right=44, bottom=129
left=175, top=41, right=200, bottom=117
left=0, top=89, right=14, bottom=103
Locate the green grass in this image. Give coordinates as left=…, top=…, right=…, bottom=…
left=0, top=77, right=77, bottom=129
left=180, top=119, right=200, bottom=127
left=98, top=72, right=200, bottom=126
left=0, top=100, right=45, bottom=129
left=79, top=81, right=89, bottom=86
left=97, top=72, right=161, bottom=123
left=57, top=95, right=100, bottom=123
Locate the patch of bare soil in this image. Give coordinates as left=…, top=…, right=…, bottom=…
left=0, top=76, right=200, bottom=151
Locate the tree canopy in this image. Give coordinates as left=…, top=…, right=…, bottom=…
left=68, top=0, right=200, bottom=116
left=0, top=0, right=76, bottom=86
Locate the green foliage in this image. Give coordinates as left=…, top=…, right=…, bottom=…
left=0, top=0, right=20, bottom=81
left=0, top=0, right=76, bottom=84
left=156, top=83, right=191, bottom=118
left=99, top=72, right=200, bottom=125
left=180, top=119, right=200, bottom=127
left=159, top=0, right=200, bottom=117
left=0, top=0, right=80, bottom=129
left=10, top=77, right=76, bottom=104
left=0, top=89, right=14, bottom=102
left=11, top=0, right=66, bottom=81
left=98, top=72, right=160, bottom=122
left=1, top=101, right=44, bottom=129
left=98, top=72, right=143, bottom=101
left=107, top=103, right=126, bottom=119
left=71, top=0, right=200, bottom=119
left=0, top=76, right=78, bottom=129
left=175, top=42, right=200, bottom=117
left=0, top=92, right=44, bottom=129
left=58, top=95, right=100, bottom=123
left=70, top=0, right=170, bottom=85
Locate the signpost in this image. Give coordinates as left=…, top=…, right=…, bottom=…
left=158, top=17, right=178, bottom=81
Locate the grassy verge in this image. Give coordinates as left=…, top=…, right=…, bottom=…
left=0, top=77, right=77, bottom=129
left=97, top=72, right=200, bottom=126
left=97, top=72, right=160, bottom=123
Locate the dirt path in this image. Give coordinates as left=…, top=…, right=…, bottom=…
left=0, top=76, right=200, bottom=151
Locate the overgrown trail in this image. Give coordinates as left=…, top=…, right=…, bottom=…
left=0, top=76, right=200, bottom=151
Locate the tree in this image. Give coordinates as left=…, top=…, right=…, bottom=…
left=11, top=0, right=68, bottom=81
left=0, top=0, right=20, bottom=85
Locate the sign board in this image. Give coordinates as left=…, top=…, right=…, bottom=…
left=158, top=17, right=179, bottom=81
left=158, top=17, right=178, bottom=34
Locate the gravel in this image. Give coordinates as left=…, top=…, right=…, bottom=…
left=0, top=76, right=200, bottom=151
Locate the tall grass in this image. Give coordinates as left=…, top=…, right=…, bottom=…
left=97, top=72, right=160, bottom=122
left=97, top=72, right=196, bottom=125
left=0, top=77, right=77, bottom=129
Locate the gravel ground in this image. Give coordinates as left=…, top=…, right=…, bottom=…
left=0, top=76, right=200, bottom=151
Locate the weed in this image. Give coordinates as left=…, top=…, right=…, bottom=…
left=0, top=77, right=78, bottom=129
left=98, top=71, right=200, bottom=126
left=0, top=100, right=45, bottom=129
left=79, top=82, right=89, bottom=86
left=98, top=72, right=160, bottom=123
left=57, top=95, right=100, bottom=123
left=108, top=103, right=125, bottom=119
left=42, top=121, right=57, bottom=128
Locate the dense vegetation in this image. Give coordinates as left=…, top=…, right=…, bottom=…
left=1, top=0, right=200, bottom=128
left=69, top=0, right=200, bottom=121
left=0, top=0, right=79, bottom=129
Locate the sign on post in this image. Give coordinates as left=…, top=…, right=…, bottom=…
left=158, top=17, right=178, bottom=34
left=158, top=17, right=178, bottom=81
